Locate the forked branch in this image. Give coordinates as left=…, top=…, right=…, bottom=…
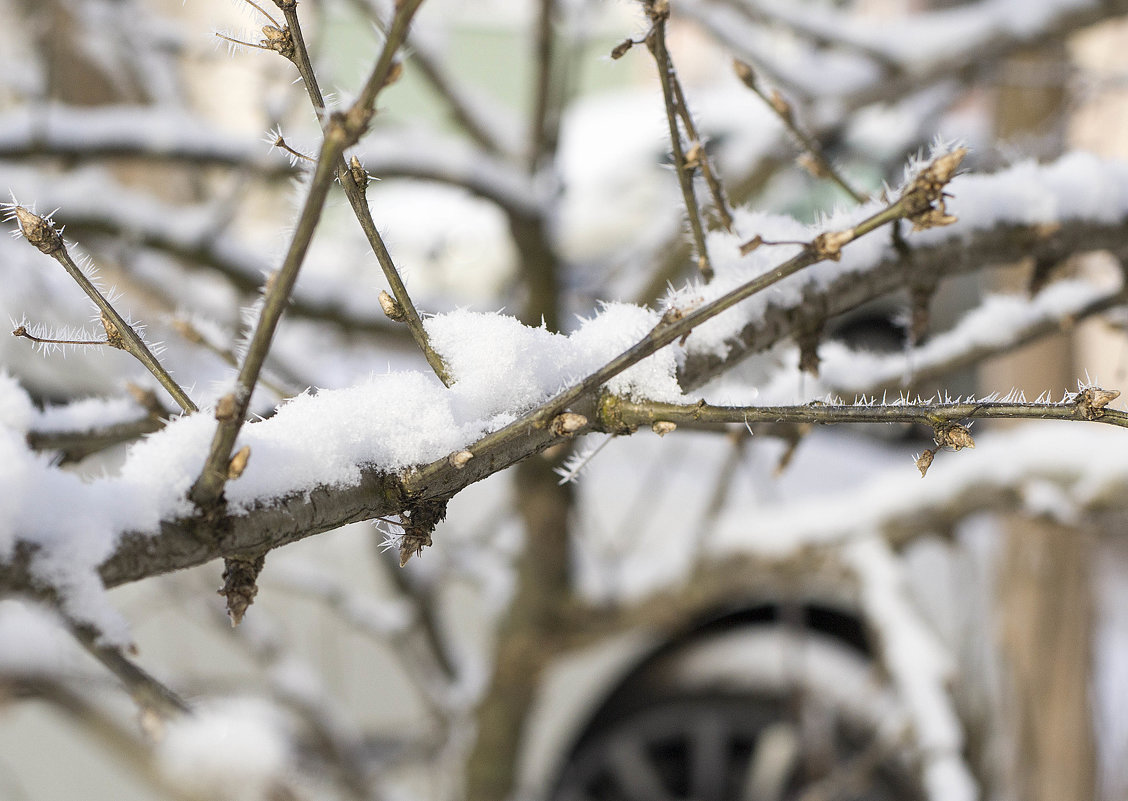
left=190, top=0, right=432, bottom=511
left=5, top=205, right=198, bottom=414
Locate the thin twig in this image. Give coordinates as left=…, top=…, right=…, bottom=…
left=708, top=0, right=901, bottom=72
left=528, top=0, right=559, bottom=173
left=273, top=556, right=455, bottom=722
left=644, top=3, right=715, bottom=280
left=346, top=0, right=510, bottom=155
left=171, top=317, right=298, bottom=398
left=12, top=325, right=107, bottom=348
left=276, top=0, right=452, bottom=386
left=27, top=416, right=165, bottom=463
left=669, top=63, right=735, bottom=230
left=733, top=58, right=868, bottom=203
left=692, top=429, right=749, bottom=557
left=67, top=621, right=189, bottom=721
left=5, top=206, right=198, bottom=414
left=0, top=676, right=202, bottom=801
left=404, top=149, right=966, bottom=483
left=190, top=1, right=429, bottom=509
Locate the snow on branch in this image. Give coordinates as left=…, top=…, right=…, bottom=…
left=602, top=388, right=1127, bottom=448
left=845, top=536, right=976, bottom=801
left=4, top=203, right=198, bottom=413
left=710, top=423, right=1128, bottom=556
left=685, top=0, right=1128, bottom=114
left=0, top=104, right=280, bottom=171
left=678, top=151, right=1128, bottom=389
left=818, top=279, right=1126, bottom=398
left=0, top=105, right=537, bottom=215
left=2, top=149, right=1128, bottom=633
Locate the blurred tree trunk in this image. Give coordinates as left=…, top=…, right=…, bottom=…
left=990, top=45, right=1096, bottom=801
left=998, top=520, right=1096, bottom=801
left=19, top=0, right=144, bottom=105
left=464, top=456, right=574, bottom=800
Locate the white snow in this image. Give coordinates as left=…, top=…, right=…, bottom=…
left=0, top=104, right=264, bottom=165
left=3, top=149, right=1128, bottom=647
left=845, top=536, right=977, bottom=801
left=710, top=423, right=1128, bottom=557
left=33, top=396, right=149, bottom=433
left=674, top=150, right=1128, bottom=364
left=157, top=697, right=293, bottom=801
left=0, top=598, right=79, bottom=675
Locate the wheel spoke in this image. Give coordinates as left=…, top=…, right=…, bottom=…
left=742, top=722, right=800, bottom=801
left=688, top=714, right=728, bottom=801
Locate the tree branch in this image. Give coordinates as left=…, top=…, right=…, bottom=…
left=276, top=0, right=451, bottom=386
left=191, top=0, right=430, bottom=510
left=644, top=2, right=715, bottom=279
left=5, top=205, right=198, bottom=414
left=678, top=219, right=1128, bottom=391
left=600, top=388, right=1127, bottom=438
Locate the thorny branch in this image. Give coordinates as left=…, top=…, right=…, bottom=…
left=270, top=0, right=451, bottom=387
left=643, top=0, right=717, bottom=279
left=600, top=388, right=1127, bottom=440
left=732, top=58, right=868, bottom=203
left=5, top=205, right=199, bottom=414
left=6, top=1, right=1128, bottom=798
left=0, top=142, right=1029, bottom=602
left=6, top=135, right=1128, bottom=609
left=190, top=0, right=431, bottom=512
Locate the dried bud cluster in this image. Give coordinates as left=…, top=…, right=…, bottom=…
left=449, top=450, right=474, bottom=469
left=9, top=205, right=63, bottom=254
left=768, top=89, right=792, bottom=122
left=739, top=235, right=763, bottom=256
left=733, top=59, right=756, bottom=89
left=811, top=228, right=854, bottom=261
left=644, top=0, right=670, bottom=22
left=611, top=38, right=635, bottom=59
left=214, top=393, right=239, bottom=422
left=379, top=290, right=407, bottom=322
left=348, top=156, right=369, bottom=193
left=99, top=313, right=125, bottom=350
left=399, top=498, right=447, bottom=567
left=684, top=141, right=704, bottom=170
left=551, top=412, right=588, bottom=436
left=934, top=421, right=975, bottom=451
left=1075, top=387, right=1120, bottom=420
left=227, top=445, right=252, bottom=480
left=385, top=60, right=404, bottom=88
left=218, top=554, right=265, bottom=626
left=260, top=25, right=295, bottom=59
left=900, top=148, right=967, bottom=231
